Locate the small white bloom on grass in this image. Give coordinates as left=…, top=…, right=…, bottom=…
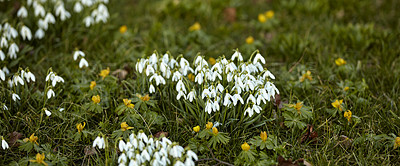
left=73, top=50, right=85, bottom=61
left=74, top=2, right=83, bottom=13
left=93, top=136, right=105, bottom=149
left=35, top=29, right=45, bottom=39
left=1, top=137, right=9, bottom=149
left=253, top=53, right=265, bottom=64
left=44, top=109, right=51, bottom=117
left=79, top=58, right=89, bottom=68
left=47, top=89, right=55, bottom=99
left=17, top=6, right=28, bottom=18
left=12, top=93, right=20, bottom=101
left=25, top=71, right=35, bottom=83
left=0, top=69, right=5, bottom=81
left=149, top=84, right=155, bottom=93
left=20, top=26, right=32, bottom=40
left=8, top=43, right=19, bottom=59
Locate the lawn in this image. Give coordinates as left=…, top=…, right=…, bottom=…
left=0, top=0, right=399, bottom=165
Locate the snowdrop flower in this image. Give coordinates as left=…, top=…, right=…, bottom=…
left=118, top=153, right=127, bottom=164
left=52, top=75, right=64, bottom=87
left=55, top=4, right=71, bottom=21
left=38, top=19, right=48, bottom=30
left=119, top=140, right=126, bottom=152
left=84, top=16, right=94, bottom=27
left=0, top=37, right=7, bottom=48
left=231, top=50, right=243, bottom=61
left=35, top=29, right=45, bottom=39
left=8, top=43, right=19, bottom=59
left=59, top=108, right=65, bottom=112
left=223, top=93, right=232, bottom=106
left=12, top=93, right=20, bottom=101
left=174, top=160, right=185, bottom=166
left=172, top=71, right=182, bottom=82
left=79, top=58, right=89, bottom=68
left=25, top=71, right=36, bottom=83
left=44, top=108, right=51, bottom=116
left=232, top=93, right=244, bottom=106
left=0, top=69, right=5, bottom=81
left=20, top=26, right=32, bottom=40
left=187, top=89, right=196, bottom=102
left=170, top=145, right=184, bottom=158
left=45, top=13, right=56, bottom=24
left=263, top=70, right=275, bottom=80
left=138, top=131, right=148, bottom=143
left=93, top=136, right=105, bottom=149
left=244, top=107, right=254, bottom=117
left=47, top=89, right=55, bottom=99
left=74, top=2, right=83, bottom=13
left=149, top=84, right=155, bottom=93
left=1, top=137, right=8, bottom=149
left=141, top=149, right=150, bottom=162
left=73, top=50, right=85, bottom=60
left=3, top=104, right=8, bottom=110
left=253, top=53, right=265, bottom=64
left=13, top=75, right=24, bottom=86
left=17, top=6, right=28, bottom=18
left=186, top=150, right=198, bottom=161
left=34, top=3, right=45, bottom=17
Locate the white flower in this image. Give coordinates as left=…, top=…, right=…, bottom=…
left=174, top=160, right=185, bottom=166
left=231, top=51, right=243, bottom=61
left=34, top=3, right=45, bottom=17
left=38, top=19, right=48, bottom=30
left=25, top=71, right=36, bottom=83
left=79, top=58, right=89, bottom=68
left=8, top=43, right=19, bottom=59
left=141, top=149, right=150, bottom=162
left=232, top=93, right=244, bottom=106
left=55, top=4, right=71, bottom=21
left=0, top=50, right=5, bottom=61
left=2, top=104, right=8, bottom=110
left=74, top=2, right=83, bottom=13
left=73, top=50, right=85, bottom=60
left=13, top=75, right=24, bottom=86
left=0, top=37, right=7, bottom=48
left=253, top=53, right=265, bottom=64
left=93, top=136, right=105, bottom=149
left=84, top=16, right=94, bottom=27
left=263, top=70, right=275, bottom=80
left=138, top=132, right=148, bottom=143
left=45, top=13, right=56, bottom=24
left=244, top=107, right=254, bottom=117
left=169, top=145, right=184, bottom=158
left=149, top=84, right=155, bottom=93
left=35, top=29, right=45, bottom=39
left=119, top=140, right=126, bottom=152
left=52, top=75, right=64, bottom=87
left=186, top=150, right=198, bottom=161
left=118, top=153, right=127, bottom=164
left=17, top=6, right=28, bottom=18
left=12, top=93, right=20, bottom=101
left=0, top=69, right=5, bottom=81
left=44, top=109, right=51, bottom=116
left=176, top=91, right=186, bottom=100
left=184, top=158, right=195, bottom=166
left=223, top=93, right=232, bottom=107
left=59, top=108, right=65, bottom=112
left=47, top=89, right=55, bottom=99
left=1, top=138, right=9, bottom=149
left=187, top=90, right=196, bottom=102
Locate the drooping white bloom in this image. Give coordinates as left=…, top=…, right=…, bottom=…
left=231, top=50, right=243, bottom=61
left=8, top=43, right=19, bottom=59
left=187, top=89, right=196, bottom=102
left=20, top=26, right=32, bottom=40
left=12, top=93, right=20, bottom=101
left=25, top=71, right=36, bottom=83
left=141, top=149, right=150, bottom=162
left=35, top=28, right=45, bottom=39
left=45, top=13, right=56, bottom=24
left=55, top=4, right=71, bottom=21
left=79, top=58, right=89, bottom=68
left=74, top=2, right=83, bottom=13
left=34, top=3, right=45, bottom=17
left=59, top=108, right=65, bottom=112
left=52, top=75, right=64, bottom=87
left=0, top=69, right=5, bottom=81
left=253, top=53, right=265, bottom=64
left=169, top=145, right=184, bottom=158
left=118, top=153, right=127, bottom=164
left=1, top=138, right=9, bottom=149
left=73, top=50, right=85, bottom=60
left=17, top=6, right=28, bottom=18
left=119, top=140, right=126, bottom=152
left=149, top=84, right=155, bottom=93
left=84, top=16, right=94, bottom=27
left=93, top=136, right=105, bottom=149
left=13, top=75, right=24, bottom=86
left=0, top=37, right=7, bottom=48
left=44, top=109, right=51, bottom=117
left=244, top=107, right=254, bottom=117
left=47, top=89, right=55, bottom=99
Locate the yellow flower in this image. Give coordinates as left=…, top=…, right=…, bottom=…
left=123, top=99, right=135, bottom=108
left=260, top=131, right=268, bottom=142
left=300, top=70, right=312, bottom=82
left=121, top=122, right=134, bottom=131
left=76, top=122, right=86, bottom=133
left=208, top=57, right=216, bottom=65
left=119, top=25, right=127, bottom=34
left=332, top=99, right=343, bottom=111
left=241, top=142, right=250, bottom=151
left=294, top=102, right=303, bottom=111
left=193, top=126, right=200, bottom=133
left=99, top=67, right=110, bottom=79
left=140, top=94, right=150, bottom=102
left=30, top=153, right=47, bottom=166
left=395, top=137, right=400, bottom=149
left=92, top=95, right=101, bottom=104
left=258, top=13, right=266, bottom=23
left=212, top=127, right=219, bottom=135
left=189, top=22, right=201, bottom=31
left=265, top=10, right=274, bottom=19
left=344, top=110, right=352, bottom=122
left=90, top=81, right=96, bottom=90
left=188, top=73, right=195, bottom=82
left=344, top=87, right=349, bottom=91
left=206, top=122, right=213, bottom=129
left=335, top=58, right=346, bottom=66
left=23, top=133, right=39, bottom=145
left=246, top=36, right=254, bottom=44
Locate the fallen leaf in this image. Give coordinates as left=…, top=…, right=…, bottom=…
left=7, top=131, right=23, bottom=147
left=339, top=135, right=352, bottom=148
left=277, top=156, right=313, bottom=166
left=223, top=8, right=236, bottom=23
left=300, top=124, right=318, bottom=143
left=112, top=69, right=128, bottom=80
left=154, top=131, right=168, bottom=138
left=84, top=146, right=97, bottom=156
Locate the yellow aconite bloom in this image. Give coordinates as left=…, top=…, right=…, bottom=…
left=344, top=110, right=352, bottom=122
left=265, top=10, right=274, bottom=19
left=208, top=57, right=216, bottom=65
left=188, top=73, right=195, bottom=82
left=260, top=131, right=268, bottom=142
left=332, top=99, right=343, bottom=111
left=241, top=142, right=250, bottom=151
left=23, top=133, right=38, bottom=145
left=344, top=87, right=350, bottom=91
left=140, top=94, right=150, bottom=102
left=119, top=25, right=127, bottom=34
left=300, top=70, right=313, bottom=82
left=90, top=81, right=96, bottom=90
left=246, top=36, right=254, bottom=44
left=395, top=137, right=400, bottom=149
left=335, top=58, right=347, bottom=66
left=294, top=102, right=303, bottom=111
left=123, top=99, right=135, bottom=108
left=30, top=153, right=47, bottom=166
left=76, top=122, right=86, bottom=133
left=212, top=127, right=219, bottom=135
left=258, top=13, right=266, bottom=23
left=99, top=67, right=110, bottom=79
left=92, top=95, right=101, bottom=104
left=193, top=126, right=200, bottom=133
left=121, top=122, right=134, bottom=131
left=189, top=22, right=201, bottom=31
left=206, top=122, right=213, bottom=129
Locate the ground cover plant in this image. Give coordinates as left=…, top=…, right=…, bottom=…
left=1, top=0, right=400, bottom=165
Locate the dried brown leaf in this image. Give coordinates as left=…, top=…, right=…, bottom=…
left=154, top=131, right=168, bottom=138
left=223, top=8, right=236, bottom=23
left=8, top=131, right=23, bottom=147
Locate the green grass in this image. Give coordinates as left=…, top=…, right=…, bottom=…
left=1, top=0, right=400, bottom=165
